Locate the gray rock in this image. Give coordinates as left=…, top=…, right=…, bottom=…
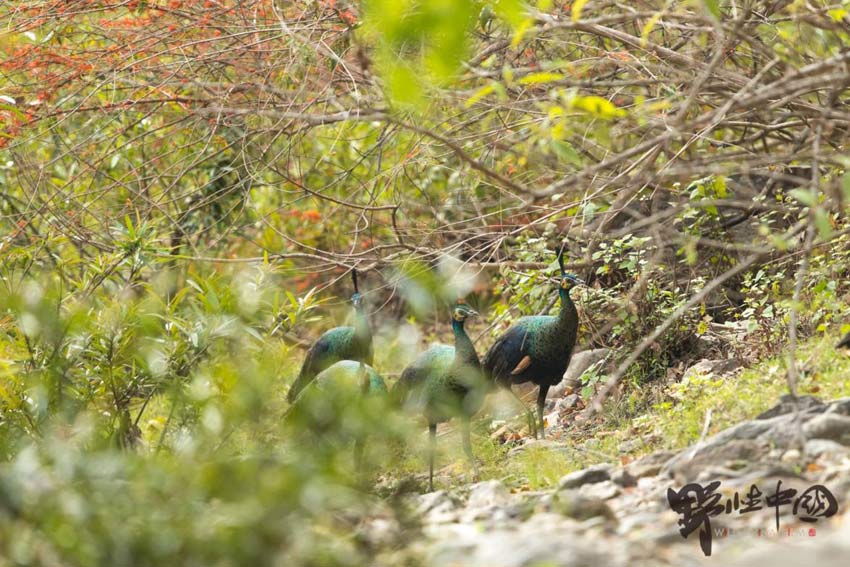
left=416, top=490, right=461, bottom=524
left=551, top=491, right=617, bottom=522
left=427, top=514, right=626, bottom=567
left=357, top=517, right=402, bottom=547
left=805, top=438, right=850, bottom=458
left=467, top=480, right=512, bottom=509
left=719, top=465, right=805, bottom=492
left=663, top=439, right=770, bottom=478
left=610, top=468, right=637, bottom=488
left=626, top=451, right=675, bottom=480
left=695, top=466, right=747, bottom=481
left=507, top=439, right=571, bottom=458
left=578, top=480, right=621, bottom=500
left=802, top=413, right=850, bottom=444
left=780, top=448, right=802, bottom=463
left=417, top=490, right=455, bottom=515
left=550, top=348, right=611, bottom=398
left=615, top=511, right=675, bottom=537
left=681, top=358, right=742, bottom=382
left=826, top=397, right=850, bottom=416
left=757, top=394, right=826, bottom=419
left=558, top=464, right=612, bottom=490
left=555, top=394, right=580, bottom=412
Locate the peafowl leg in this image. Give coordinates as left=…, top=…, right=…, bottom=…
left=461, top=417, right=478, bottom=480
left=428, top=423, right=437, bottom=492
left=537, top=384, right=550, bottom=439
left=506, top=387, right=537, bottom=438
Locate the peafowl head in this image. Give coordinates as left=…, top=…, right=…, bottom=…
left=559, top=273, right=584, bottom=291
left=452, top=303, right=478, bottom=323
left=556, top=246, right=584, bottom=291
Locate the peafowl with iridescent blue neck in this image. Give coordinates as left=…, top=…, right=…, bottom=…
left=483, top=248, right=583, bottom=438
left=287, top=270, right=373, bottom=403
left=393, top=302, right=487, bottom=491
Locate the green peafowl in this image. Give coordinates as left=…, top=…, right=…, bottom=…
left=393, top=302, right=487, bottom=491
left=483, top=248, right=583, bottom=439
left=286, top=360, right=388, bottom=471
left=287, top=270, right=373, bottom=403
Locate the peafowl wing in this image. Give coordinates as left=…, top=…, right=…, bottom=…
left=288, top=327, right=355, bottom=402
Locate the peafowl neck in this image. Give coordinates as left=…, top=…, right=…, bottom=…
left=557, top=287, right=579, bottom=331
left=452, top=319, right=479, bottom=366
left=353, top=305, right=371, bottom=339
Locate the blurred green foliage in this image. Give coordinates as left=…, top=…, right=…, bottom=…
left=1, top=0, right=850, bottom=562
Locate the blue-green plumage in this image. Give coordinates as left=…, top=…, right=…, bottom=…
left=288, top=288, right=373, bottom=403
left=483, top=265, right=582, bottom=438
left=393, top=304, right=486, bottom=490
left=286, top=360, right=388, bottom=470
left=312, top=360, right=387, bottom=396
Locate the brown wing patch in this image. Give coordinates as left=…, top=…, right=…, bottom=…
left=510, top=355, right=532, bottom=375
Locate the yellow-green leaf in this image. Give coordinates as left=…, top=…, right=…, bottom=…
left=510, top=18, right=533, bottom=48
left=828, top=8, right=848, bottom=22
left=641, top=12, right=663, bottom=46
left=466, top=83, right=497, bottom=107
left=572, top=0, right=590, bottom=22
left=518, top=72, right=564, bottom=85
left=570, top=95, right=626, bottom=119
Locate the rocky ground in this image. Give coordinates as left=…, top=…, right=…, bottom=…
left=420, top=394, right=850, bottom=566
left=365, top=391, right=850, bottom=566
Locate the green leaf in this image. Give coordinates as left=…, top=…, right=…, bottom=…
left=550, top=140, right=582, bottom=166
left=492, top=0, right=525, bottom=28
left=713, top=175, right=727, bottom=198
left=788, top=188, right=816, bottom=207
left=0, top=102, right=26, bottom=120
left=702, top=0, right=721, bottom=19
left=814, top=209, right=834, bottom=240
left=385, top=62, right=424, bottom=108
